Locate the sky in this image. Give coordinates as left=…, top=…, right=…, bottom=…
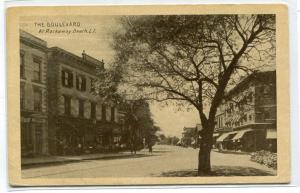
left=20, top=15, right=200, bottom=137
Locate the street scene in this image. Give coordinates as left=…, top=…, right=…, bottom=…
left=19, top=13, right=277, bottom=178
left=22, top=145, right=276, bottom=178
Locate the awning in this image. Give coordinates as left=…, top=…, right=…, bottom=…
left=232, top=129, right=254, bottom=141
left=216, top=131, right=237, bottom=142
left=266, top=129, right=277, bottom=139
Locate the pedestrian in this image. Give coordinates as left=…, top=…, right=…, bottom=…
left=148, top=144, right=153, bottom=154
left=77, top=143, right=82, bottom=155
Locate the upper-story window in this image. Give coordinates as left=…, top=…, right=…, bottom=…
left=90, top=78, right=96, bottom=93
left=33, top=58, right=42, bottom=82
left=61, top=70, right=73, bottom=88
left=78, top=99, right=85, bottom=117
left=20, top=52, right=25, bottom=79
left=63, top=95, right=71, bottom=115
left=33, top=88, right=42, bottom=112
left=76, top=75, right=86, bottom=91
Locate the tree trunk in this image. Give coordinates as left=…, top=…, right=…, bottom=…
left=198, top=138, right=212, bottom=175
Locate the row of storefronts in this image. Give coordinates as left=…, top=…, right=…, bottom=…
left=213, top=71, right=277, bottom=153
left=214, top=127, right=277, bottom=152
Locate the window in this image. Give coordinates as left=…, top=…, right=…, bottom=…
left=248, top=94, right=253, bottom=102
left=111, top=107, right=115, bottom=122
left=61, top=70, right=73, bottom=87
left=20, top=52, right=25, bottom=78
left=264, top=111, right=270, bottom=119
left=76, top=75, right=86, bottom=91
left=78, top=99, right=84, bottom=117
left=91, top=102, right=96, bottom=119
left=20, top=84, right=25, bottom=109
left=264, top=85, right=271, bottom=95
left=63, top=95, right=71, bottom=115
left=33, top=88, right=42, bottom=112
left=90, top=78, right=96, bottom=92
left=102, top=104, right=106, bottom=121
left=33, top=58, right=41, bottom=82
left=249, top=114, right=252, bottom=121
left=35, top=124, right=43, bottom=153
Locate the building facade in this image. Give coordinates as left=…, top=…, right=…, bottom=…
left=214, top=71, right=277, bottom=152
left=20, top=30, right=49, bottom=156
left=47, top=47, right=124, bottom=155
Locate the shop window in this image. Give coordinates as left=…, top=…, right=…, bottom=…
left=35, top=124, right=43, bottom=153
left=111, top=106, right=115, bottom=122
left=91, top=102, right=96, bottom=119
left=63, top=95, right=71, bottom=115
left=102, top=104, right=106, bottom=121
left=78, top=99, right=84, bottom=117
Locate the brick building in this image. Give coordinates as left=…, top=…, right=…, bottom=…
left=47, top=47, right=124, bottom=155
left=20, top=30, right=48, bottom=156
left=214, top=71, right=277, bottom=152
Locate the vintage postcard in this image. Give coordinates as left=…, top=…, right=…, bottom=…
left=7, top=4, right=290, bottom=186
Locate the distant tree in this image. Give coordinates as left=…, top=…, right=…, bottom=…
left=171, top=136, right=180, bottom=145
left=99, top=15, right=275, bottom=175
left=158, top=134, right=167, bottom=142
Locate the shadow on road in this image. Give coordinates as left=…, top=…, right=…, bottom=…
left=159, top=165, right=276, bottom=177
left=22, top=153, right=157, bottom=170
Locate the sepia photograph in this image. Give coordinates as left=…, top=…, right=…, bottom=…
left=7, top=5, right=290, bottom=185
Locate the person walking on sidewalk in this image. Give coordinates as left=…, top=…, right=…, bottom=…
left=148, top=144, right=153, bottom=154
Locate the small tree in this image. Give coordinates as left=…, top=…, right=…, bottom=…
left=103, top=14, right=275, bottom=175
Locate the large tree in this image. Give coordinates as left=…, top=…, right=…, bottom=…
left=101, top=14, right=275, bottom=175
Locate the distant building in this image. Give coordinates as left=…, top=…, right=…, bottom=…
left=20, top=30, right=49, bottom=156
left=47, top=47, right=124, bottom=155
left=214, top=71, right=277, bottom=152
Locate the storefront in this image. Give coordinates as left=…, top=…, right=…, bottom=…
left=266, top=128, right=277, bottom=152
left=216, top=131, right=237, bottom=151
left=21, top=113, right=48, bottom=157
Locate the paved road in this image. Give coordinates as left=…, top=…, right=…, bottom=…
left=22, top=145, right=276, bottom=178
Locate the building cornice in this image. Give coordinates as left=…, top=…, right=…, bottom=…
left=20, top=36, right=48, bottom=52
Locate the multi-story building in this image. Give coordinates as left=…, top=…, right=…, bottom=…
left=20, top=30, right=48, bottom=156
left=47, top=47, right=124, bottom=155
left=214, top=71, right=277, bottom=152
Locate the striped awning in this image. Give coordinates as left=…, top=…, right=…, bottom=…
left=232, top=129, right=254, bottom=141
left=216, top=131, right=237, bottom=142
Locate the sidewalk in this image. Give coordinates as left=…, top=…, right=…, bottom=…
left=212, top=148, right=251, bottom=155
left=22, top=151, right=142, bottom=167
